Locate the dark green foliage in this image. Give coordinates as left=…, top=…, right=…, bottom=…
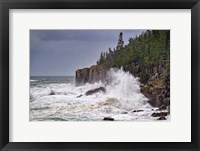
left=116, top=32, right=124, bottom=50
left=96, top=30, right=170, bottom=85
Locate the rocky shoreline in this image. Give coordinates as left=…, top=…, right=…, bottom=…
left=75, top=64, right=170, bottom=110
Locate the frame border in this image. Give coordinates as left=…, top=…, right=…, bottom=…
left=0, top=0, right=199, bottom=150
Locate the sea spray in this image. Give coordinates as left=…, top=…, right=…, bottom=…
left=30, top=68, right=158, bottom=121
left=105, top=68, right=148, bottom=110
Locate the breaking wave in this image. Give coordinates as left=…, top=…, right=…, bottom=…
left=30, top=68, right=166, bottom=121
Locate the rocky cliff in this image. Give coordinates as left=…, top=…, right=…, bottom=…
left=75, top=64, right=170, bottom=108
left=75, top=68, right=90, bottom=85
left=75, top=65, right=109, bottom=85
left=123, top=63, right=170, bottom=107
left=140, top=77, right=170, bottom=107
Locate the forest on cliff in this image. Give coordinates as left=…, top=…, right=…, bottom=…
left=96, top=30, right=170, bottom=86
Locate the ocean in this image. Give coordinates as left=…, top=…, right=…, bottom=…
left=30, top=68, right=170, bottom=121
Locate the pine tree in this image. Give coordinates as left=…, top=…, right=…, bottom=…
left=116, top=32, right=124, bottom=50
left=96, top=30, right=170, bottom=86
left=108, top=48, right=113, bottom=54
left=98, top=52, right=104, bottom=64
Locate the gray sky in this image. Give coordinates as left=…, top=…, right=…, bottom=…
left=30, top=30, right=145, bottom=76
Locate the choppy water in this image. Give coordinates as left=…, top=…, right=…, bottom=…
left=30, top=68, right=170, bottom=121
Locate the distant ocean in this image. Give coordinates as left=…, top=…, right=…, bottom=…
left=30, top=69, right=170, bottom=121
left=30, top=76, right=75, bottom=85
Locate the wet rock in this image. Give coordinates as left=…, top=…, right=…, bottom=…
left=77, top=94, right=83, bottom=98
left=85, top=87, right=106, bottom=96
left=50, top=90, right=55, bottom=95
left=157, top=116, right=167, bottom=120
left=132, top=110, right=144, bottom=113
left=156, top=105, right=167, bottom=111
left=124, top=64, right=141, bottom=75
left=156, top=95, right=165, bottom=106
left=103, top=117, right=114, bottom=121
left=122, top=111, right=128, bottom=114
left=75, top=65, right=108, bottom=85
left=151, top=111, right=169, bottom=117
left=75, top=60, right=170, bottom=113
left=164, top=97, right=170, bottom=106
left=141, top=77, right=170, bottom=108
left=148, top=95, right=164, bottom=107
left=75, top=68, right=90, bottom=85
left=88, top=65, right=109, bottom=83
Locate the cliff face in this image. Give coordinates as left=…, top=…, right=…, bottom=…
left=75, top=65, right=108, bottom=85
left=75, top=68, right=90, bottom=85
left=123, top=63, right=170, bottom=107
left=140, top=77, right=170, bottom=107
left=75, top=64, right=170, bottom=108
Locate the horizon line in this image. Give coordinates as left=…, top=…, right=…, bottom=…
left=30, top=75, right=75, bottom=77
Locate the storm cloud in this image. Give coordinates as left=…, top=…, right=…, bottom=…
left=30, top=30, right=145, bottom=76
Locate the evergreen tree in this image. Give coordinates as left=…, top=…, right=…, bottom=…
left=98, top=52, right=104, bottom=64
left=116, top=32, right=124, bottom=50
left=96, top=30, right=170, bottom=85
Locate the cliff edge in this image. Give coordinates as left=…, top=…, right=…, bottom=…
left=75, top=65, right=109, bottom=85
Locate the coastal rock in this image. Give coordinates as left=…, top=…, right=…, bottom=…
left=157, top=116, right=167, bottom=120
left=156, top=105, right=167, bottom=111
left=75, top=65, right=108, bottom=85
left=122, top=111, right=128, bottom=114
left=132, top=110, right=144, bottom=113
left=151, top=111, right=169, bottom=117
left=75, top=63, right=170, bottom=110
left=49, top=90, right=55, bottom=95
left=140, top=77, right=170, bottom=107
left=77, top=94, right=83, bottom=98
left=88, top=65, right=108, bottom=83
left=164, top=97, right=170, bottom=106
left=75, top=68, right=90, bottom=85
left=85, top=87, right=106, bottom=96
left=103, top=117, right=114, bottom=121
left=124, top=63, right=141, bottom=77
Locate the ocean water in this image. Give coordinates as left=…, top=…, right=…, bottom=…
left=30, top=68, right=170, bottom=121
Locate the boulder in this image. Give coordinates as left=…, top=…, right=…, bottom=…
left=49, top=90, right=55, bottom=95
left=157, top=116, right=167, bottom=120
left=76, top=94, right=83, bottom=98
left=151, top=111, right=169, bottom=117
left=132, top=110, right=144, bottom=113
left=85, top=87, right=106, bottom=96
left=103, top=117, right=114, bottom=121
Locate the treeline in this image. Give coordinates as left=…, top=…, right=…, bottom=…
left=96, top=30, right=170, bottom=85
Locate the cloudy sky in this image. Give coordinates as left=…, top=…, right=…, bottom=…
left=30, top=30, right=145, bottom=76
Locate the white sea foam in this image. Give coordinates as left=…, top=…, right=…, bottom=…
left=30, top=79, right=38, bottom=82
left=30, top=68, right=169, bottom=121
